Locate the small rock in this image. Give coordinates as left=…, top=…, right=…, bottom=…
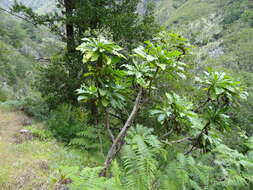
left=20, top=129, right=30, bottom=134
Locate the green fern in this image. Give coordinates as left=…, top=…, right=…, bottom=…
left=66, top=125, right=163, bottom=190
left=69, top=125, right=109, bottom=151
left=58, top=166, right=124, bottom=190
left=159, top=143, right=253, bottom=190
left=24, top=125, right=53, bottom=140
left=120, top=124, right=163, bottom=190
left=159, top=153, right=215, bottom=190
left=212, top=144, right=253, bottom=189
left=55, top=134, right=253, bottom=190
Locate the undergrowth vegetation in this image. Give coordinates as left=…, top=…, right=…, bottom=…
left=0, top=0, right=253, bottom=189
left=0, top=135, right=89, bottom=189
left=19, top=31, right=251, bottom=189
left=46, top=104, right=86, bottom=142
left=1, top=29, right=252, bottom=190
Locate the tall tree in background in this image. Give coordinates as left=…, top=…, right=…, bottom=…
left=64, top=0, right=75, bottom=53
left=11, top=0, right=160, bottom=111
left=12, top=0, right=158, bottom=52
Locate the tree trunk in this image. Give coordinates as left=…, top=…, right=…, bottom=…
left=64, top=0, right=75, bottom=53
left=91, top=100, right=99, bottom=125
left=99, top=88, right=143, bottom=177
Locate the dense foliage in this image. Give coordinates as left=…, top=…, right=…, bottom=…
left=154, top=0, right=253, bottom=136
left=1, top=1, right=253, bottom=189
left=68, top=32, right=252, bottom=188
left=0, top=11, right=61, bottom=103
left=10, top=0, right=159, bottom=108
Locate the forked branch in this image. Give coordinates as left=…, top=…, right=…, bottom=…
left=99, top=88, right=143, bottom=176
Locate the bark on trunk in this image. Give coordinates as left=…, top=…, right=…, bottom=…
left=64, top=0, right=75, bottom=53
left=91, top=100, right=99, bottom=125
left=99, top=88, right=143, bottom=176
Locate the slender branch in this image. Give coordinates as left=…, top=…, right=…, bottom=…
left=35, top=57, right=51, bottom=62
left=164, top=137, right=192, bottom=145
left=0, top=7, right=37, bottom=25
left=105, top=108, right=115, bottom=142
left=184, top=120, right=211, bottom=155
left=160, top=127, right=174, bottom=140
left=109, top=112, right=125, bottom=123
left=184, top=146, right=198, bottom=155
left=99, top=88, right=143, bottom=176
left=194, top=98, right=211, bottom=113
left=148, top=67, right=159, bottom=96
left=0, top=7, right=66, bottom=41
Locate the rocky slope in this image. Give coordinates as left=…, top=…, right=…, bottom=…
left=152, top=0, right=253, bottom=132
left=0, top=4, right=61, bottom=102
left=0, top=0, right=54, bottom=11
left=153, top=0, right=253, bottom=72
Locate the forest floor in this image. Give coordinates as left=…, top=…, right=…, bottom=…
left=0, top=109, right=28, bottom=142
left=0, top=107, right=81, bottom=190
left=0, top=108, right=44, bottom=189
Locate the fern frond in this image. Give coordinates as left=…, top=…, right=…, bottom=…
left=69, top=125, right=109, bottom=151
left=120, top=124, right=162, bottom=190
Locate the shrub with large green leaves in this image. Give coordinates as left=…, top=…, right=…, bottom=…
left=197, top=70, right=248, bottom=101
left=76, top=36, right=127, bottom=110
left=75, top=31, right=249, bottom=178
left=150, top=92, right=197, bottom=128
left=76, top=31, right=192, bottom=175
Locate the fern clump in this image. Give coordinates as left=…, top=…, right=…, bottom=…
left=47, top=104, right=87, bottom=142
left=121, top=125, right=163, bottom=190
left=24, top=125, right=53, bottom=140
left=55, top=165, right=123, bottom=190
left=69, top=125, right=109, bottom=151
left=51, top=129, right=253, bottom=190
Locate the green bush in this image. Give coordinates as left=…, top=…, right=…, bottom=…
left=69, top=125, right=110, bottom=154
left=47, top=104, right=87, bottom=142
left=35, top=55, right=85, bottom=109
left=222, top=0, right=247, bottom=25
left=223, top=10, right=243, bottom=25
left=0, top=89, right=8, bottom=102
left=24, top=125, right=53, bottom=140
left=19, top=96, right=50, bottom=121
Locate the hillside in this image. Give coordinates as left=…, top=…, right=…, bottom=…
left=0, top=107, right=88, bottom=189
left=155, top=0, right=253, bottom=71
left=0, top=1, right=253, bottom=189
left=0, top=8, right=62, bottom=102
left=0, top=0, right=55, bottom=12
left=153, top=0, right=253, bottom=132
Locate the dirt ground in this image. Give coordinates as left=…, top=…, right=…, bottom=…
left=0, top=108, right=76, bottom=190
left=0, top=109, right=28, bottom=141
left=0, top=109, right=52, bottom=190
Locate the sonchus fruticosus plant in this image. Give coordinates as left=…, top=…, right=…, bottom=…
left=185, top=70, right=248, bottom=154
left=76, top=32, right=247, bottom=176
left=150, top=69, right=247, bottom=155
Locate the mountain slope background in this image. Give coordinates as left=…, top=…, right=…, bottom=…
left=154, top=0, right=253, bottom=72
left=0, top=0, right=55, bottom=12
left=0, top=0, right=62, bottom=103
left=152, top=0, right=253, bottom=133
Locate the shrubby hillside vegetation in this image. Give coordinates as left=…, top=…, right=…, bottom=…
left=0, top=0, right=253, bottom=189
left=153, top=0, right=253, bottom=134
